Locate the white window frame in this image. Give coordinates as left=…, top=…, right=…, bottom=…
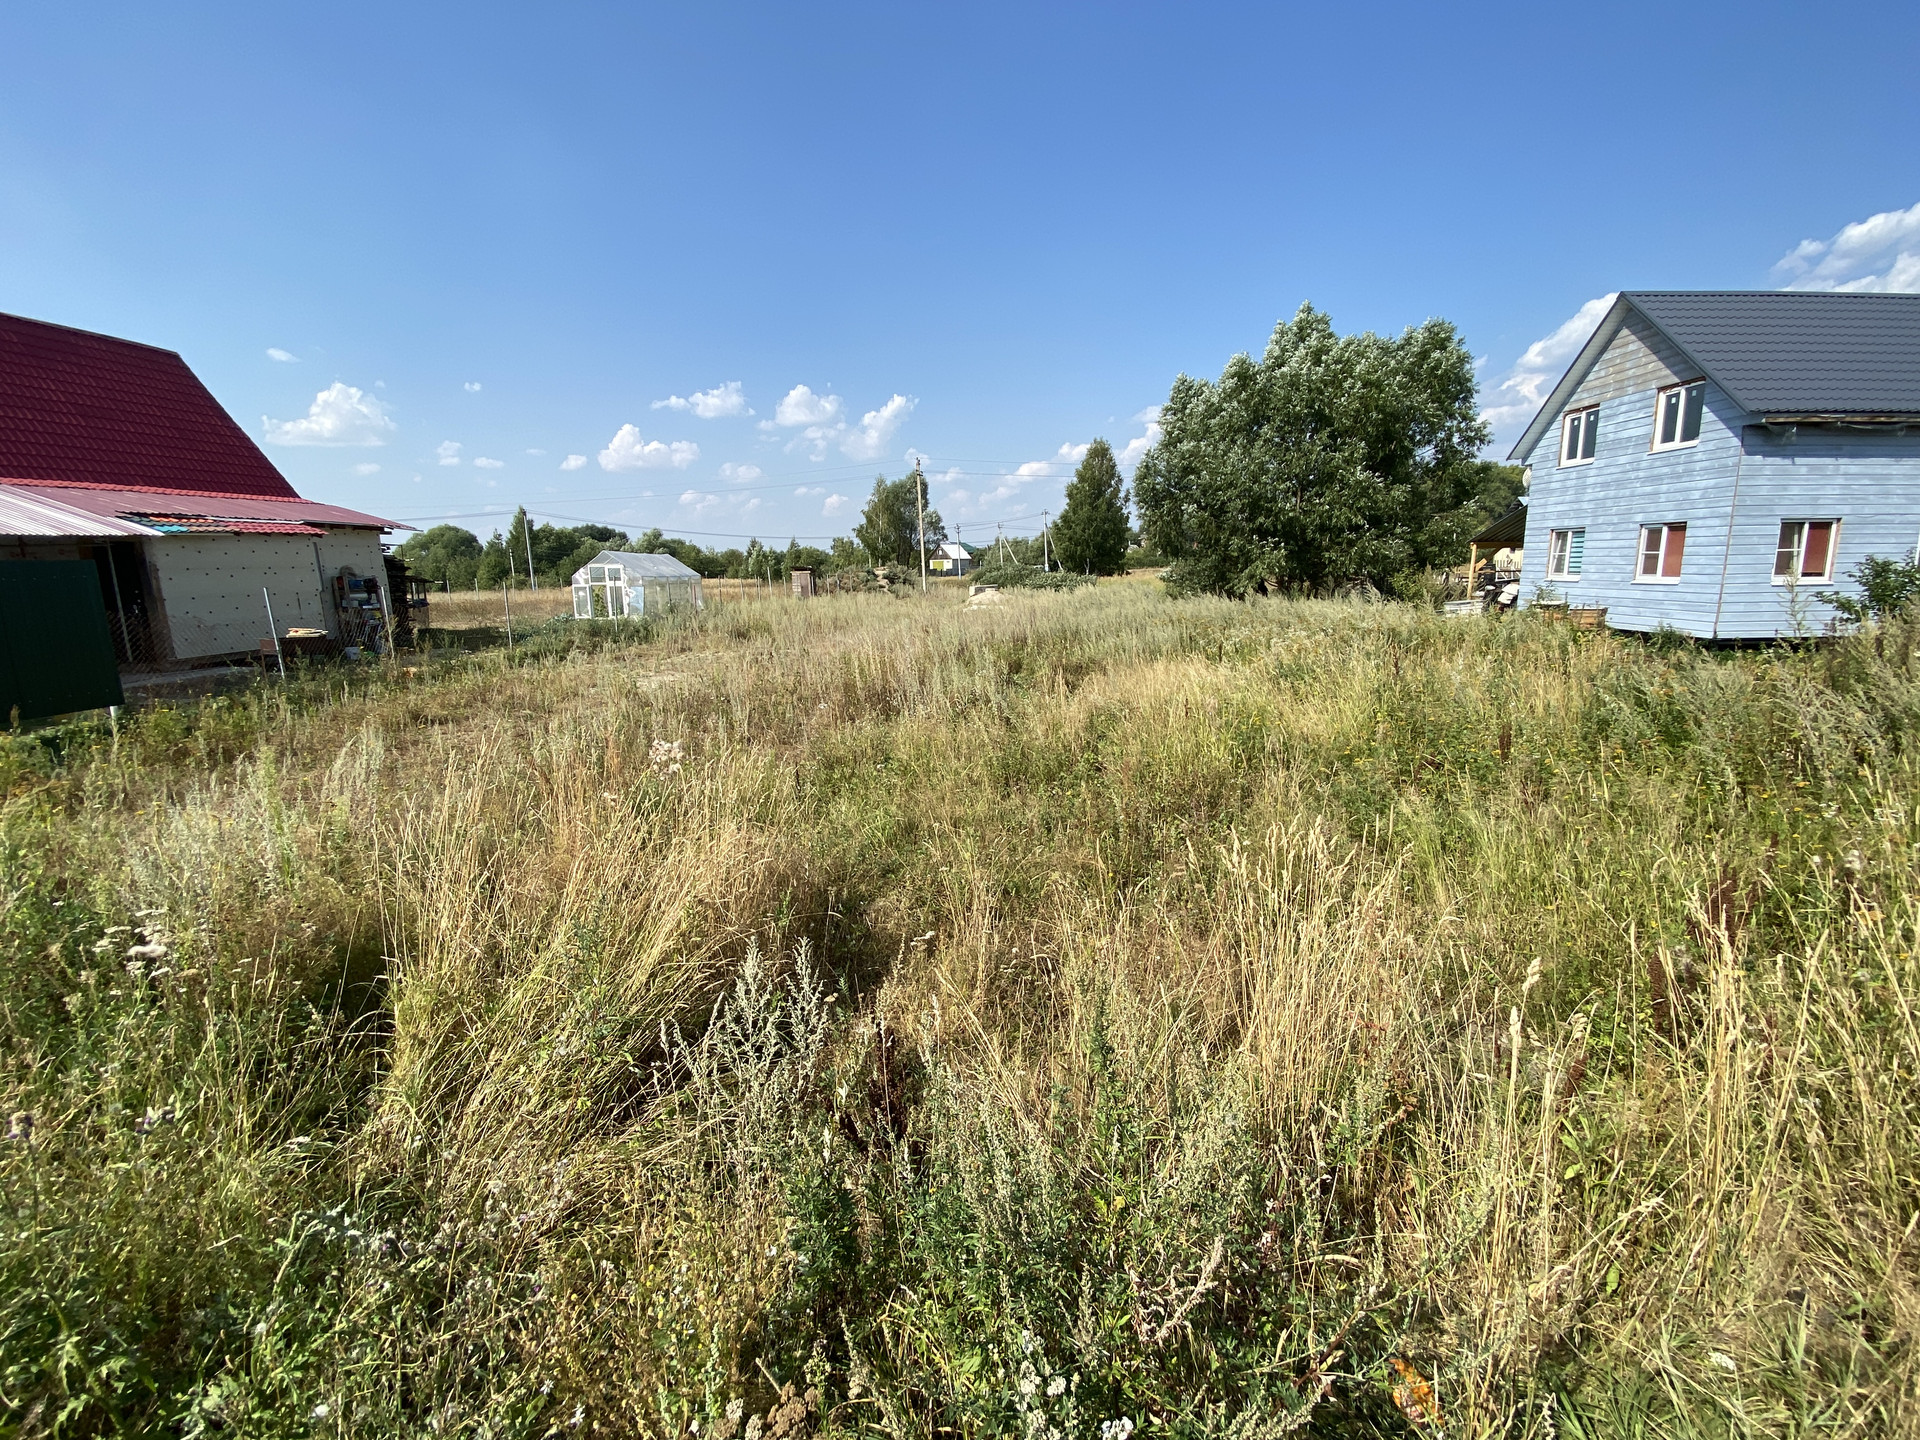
left=576, top=564, right=630, bottom=616
left=1634, top=522, right=1688, bottom=584
left=1560, top=406, right=1599, bottom=467
left=1772, top=519, right=1841, bottom=585
left=1545, top=527, right=1585, bottom=581
left=1650, top=380, right=1707, bottom=452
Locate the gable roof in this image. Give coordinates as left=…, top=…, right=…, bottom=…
left=1509, top=291, right=1920, bottom=462
left=0, top=311, right=301, bottom=499
left=578, top=549, right=702, bottom=580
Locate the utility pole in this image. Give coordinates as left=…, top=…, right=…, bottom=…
left=1041, top=511, right=1051, bottom=572
left=522, top=509, right=538, bottom=591
left=504, top=541, right=517, bottom=646
left=914, top=456, right=928, bottom=595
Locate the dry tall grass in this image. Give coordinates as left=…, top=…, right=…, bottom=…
left=2, top=585, right=1916, bottom=1438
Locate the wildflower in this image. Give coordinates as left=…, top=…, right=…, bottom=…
left=1100, top=1420, right=1135, bottom=1440
left=312, top=1403, right=330, bottom=1420
left=134, top=1104, right=175, bottom=1135
left=1709, top=1351, right=1737, bottom=1374
left=1389, top=1358, right=1441, bottom=1429
left=6, top=1112, right=32, bottom=1142
left=126, top=941, right=168, bottom=961
left=1046, top=1376, right=1066, bottom=1397
left=650, top=739, right=685, bottom=775
left=569, top=1404, right=585, bottom=1428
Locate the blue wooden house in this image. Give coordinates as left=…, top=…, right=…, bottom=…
left=1509, top=292, right=1920, bottom=638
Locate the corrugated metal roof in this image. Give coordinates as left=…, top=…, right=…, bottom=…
left=2, top=483, right=398, bottom=531
left=578, top=549, right=703, bottom=580
left=1623, top=291, right=1920, bottom=416
left=126, top=514, right=329, bottom=536
left=1468, top=504, right=1527, bottom=549
left=0, top=486, right=161, bottom=538
left=0, top=311, right=303, bottom=499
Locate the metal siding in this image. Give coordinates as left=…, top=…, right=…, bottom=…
left=1713, top=427, right=1920, bottom=639
left=1517, top=322, right=1744, bottom=636
left=0, top=559, right=124, bottom=719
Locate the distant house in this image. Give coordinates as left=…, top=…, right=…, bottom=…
left=930, top=541, right=982, bottom=576
left=1509, top=292, right=1920, bottom=638
left=0, top=311, right=401, bottom=715
left=570, top=550, right=703, bottom=616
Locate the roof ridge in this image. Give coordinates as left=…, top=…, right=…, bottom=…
left=0, top=310, right=183, bottom=356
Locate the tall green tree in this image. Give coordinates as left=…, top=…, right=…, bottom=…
left=1133, top=303, right=1490, bottom=596
left=394, top=525, right=484, bottom=589
left=854, top=471, right=946, bottom=566
left=1051, top=439, right=1130, bottom=575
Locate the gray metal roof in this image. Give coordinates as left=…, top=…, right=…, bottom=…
left=0, top=484, right=162, bottom=538
left=1625, top=291, right=1920, bottom=416
left=1509, top=290, right=1920, bottom=462
left=576, top=549, right=702, bottom=580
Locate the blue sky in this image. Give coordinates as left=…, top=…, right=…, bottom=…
left=3, top=2, right=1916, bottom=547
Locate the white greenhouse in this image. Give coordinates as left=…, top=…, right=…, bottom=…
left=570, top=550, right=704, bottom=618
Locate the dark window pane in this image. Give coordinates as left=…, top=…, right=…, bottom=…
left=1681, top=383, right=1705, bottom=442
left=1581, top=410, right=1598, bottom=459
left=1641, top=528, right=1662, bottom=576
left=1565, top=416, right=1580, bottom=462
left=1774, top=522, right=1800, bottom=578
left=1660, top=390, right=1679, bottom=445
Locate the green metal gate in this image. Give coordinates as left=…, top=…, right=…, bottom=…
left=0, top=560, right=125, bottom=723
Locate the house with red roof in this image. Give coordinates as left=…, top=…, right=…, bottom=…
left=0, top=311, right=401, bottom=686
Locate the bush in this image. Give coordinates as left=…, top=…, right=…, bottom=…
left=969, top=561, right=1094, bottom=591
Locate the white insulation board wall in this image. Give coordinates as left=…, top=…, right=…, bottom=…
left=147, top=529, right=387, bottom=659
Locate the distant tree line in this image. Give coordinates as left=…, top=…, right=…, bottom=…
left=395, top=510, right=842, bottom=591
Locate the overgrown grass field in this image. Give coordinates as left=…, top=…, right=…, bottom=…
left=3, top=585, right=1916, bottom=1437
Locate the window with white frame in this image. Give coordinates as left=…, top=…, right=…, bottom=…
left=1560, top=406, right=1599, bottom=466
left=573, top=563, right=629, bottom=617
left=1651, top=380, right=1706, bottom=450
left=1546, top=527, right=1585, bottom=580
left=1773, top=519, right=1839, bottom=583
left=1636, top=523, right=1687, bottom=582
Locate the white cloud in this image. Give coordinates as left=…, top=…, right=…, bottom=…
left=266, top=347, right=298, bottom=363
left=842, top=393, right=916, bottom=461
left=1478, top=294, right=1618, bottom=439
left=773, top=384, right=844, bottom=427
left=822, top=493, right=850, bottom=517
left=437, top=440, right=463, bottom=466
left=1118, top=409, right=1163, bottom=472
left=719, top=461, right=763, bottom=483
left=474, top=457, right=505, bottom=470
left=526, top=448, right=546, bottom=456
left=352, top=462, right=381, bottom=475
left=464, top=381, right=483, bottom=392
left=1773, top=200, right=1920, bottom=292
left=560, top=454, right=588, bottom=470
left=262, top=382, right=396, bottom=447
left=795, top=485, right=825, bottom=497
left=599, top=424, right=699, bottom=471
left=653, top=381, right=751, bottom=419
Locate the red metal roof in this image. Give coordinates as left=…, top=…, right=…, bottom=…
left=0, top=311, right=300, bottom=499
left=1, top=483, right=400, bottom=531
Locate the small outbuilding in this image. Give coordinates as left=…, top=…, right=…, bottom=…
left=570, top=550, right=703, bottom=617
left=930, top=541, right=981, bottom=576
